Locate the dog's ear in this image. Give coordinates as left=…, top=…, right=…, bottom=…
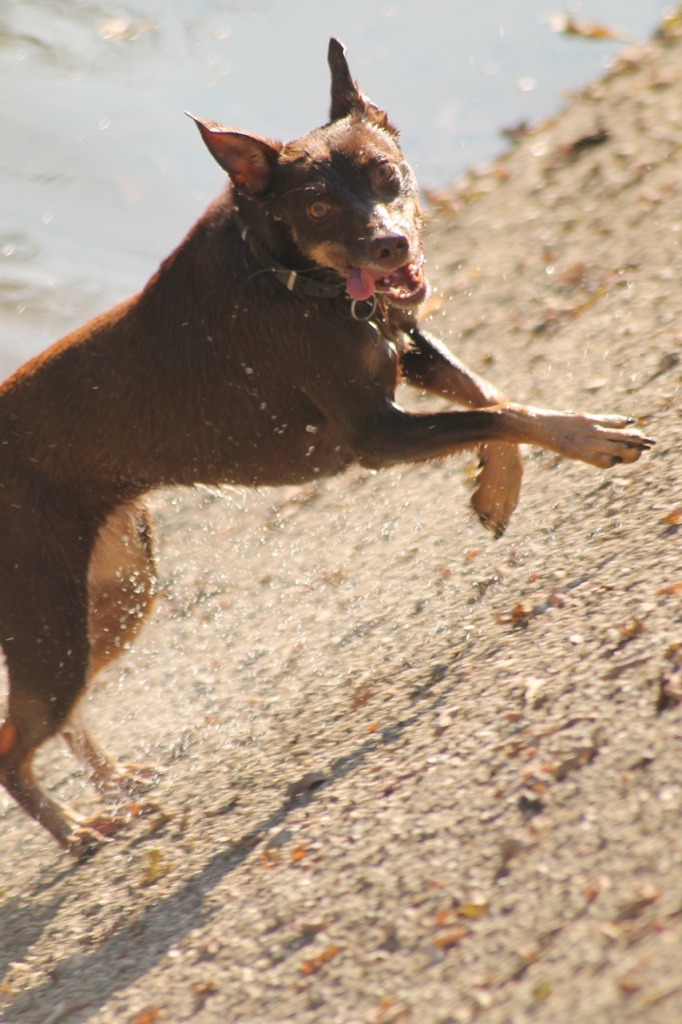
left=327, top=38, right=399, bottom=137
left=188, top=115, right=282, bottom=194
left=328, top=37, right=364, bottom=120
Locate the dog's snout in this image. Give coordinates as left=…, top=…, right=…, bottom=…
left=370, top=233, right=408, bottom=267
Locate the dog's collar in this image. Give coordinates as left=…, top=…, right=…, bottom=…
left=233, top=209, right=345, bottom=300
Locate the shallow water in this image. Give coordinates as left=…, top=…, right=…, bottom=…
left=0, top=0, right=663, bottom=374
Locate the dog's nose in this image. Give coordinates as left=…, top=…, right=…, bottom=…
left=370, top=233, right=409, bottom=267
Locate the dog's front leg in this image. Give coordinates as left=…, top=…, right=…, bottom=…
left=401, top=325, right=506, bottom=407
left=400, top=326, right=522, bottom=536
left=354, top=402, right=652, bottom=473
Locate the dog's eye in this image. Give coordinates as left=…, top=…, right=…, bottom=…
left=375, top=163, right=395, bottom=183
left=308, top=200, right=330, bottom=219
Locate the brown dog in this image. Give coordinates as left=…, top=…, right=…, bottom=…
left=0, top=39, right=652, bottom=856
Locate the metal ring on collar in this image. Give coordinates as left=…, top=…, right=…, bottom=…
left=350, top=295, right=378, bottom=321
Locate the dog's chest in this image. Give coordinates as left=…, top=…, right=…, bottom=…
left=361, top=329, right=396, bottom=369
left=358, top=327, right=400, bottom=390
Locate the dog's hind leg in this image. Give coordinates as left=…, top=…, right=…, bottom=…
left=0, top=525, right=123, bottom=856
left=62, top=501, right=158, bottom=795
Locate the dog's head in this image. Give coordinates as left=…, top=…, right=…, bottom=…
left=190, top=38, right=426, bottom=308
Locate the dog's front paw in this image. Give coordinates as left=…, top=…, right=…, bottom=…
left=471, top=441, right=523, bottom=538
left=545, top=412, right=654, bottom=467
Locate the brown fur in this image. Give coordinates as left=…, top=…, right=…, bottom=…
left=0, top=39, right=652, bottom=856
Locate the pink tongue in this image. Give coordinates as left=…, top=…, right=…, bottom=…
left=346, top=267, right=376, bottom=301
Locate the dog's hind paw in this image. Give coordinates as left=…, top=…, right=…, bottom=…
left=98, top=762, right=164, bottom=797
left=64, top=815, right=124, bottom=859
left=471, top=441, right=523, bottom=538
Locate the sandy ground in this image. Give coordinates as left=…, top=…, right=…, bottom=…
left=2, top=18, right=682, bottom=1024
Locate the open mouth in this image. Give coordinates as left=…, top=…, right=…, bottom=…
left=345, top=258, right=427, bottom=307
